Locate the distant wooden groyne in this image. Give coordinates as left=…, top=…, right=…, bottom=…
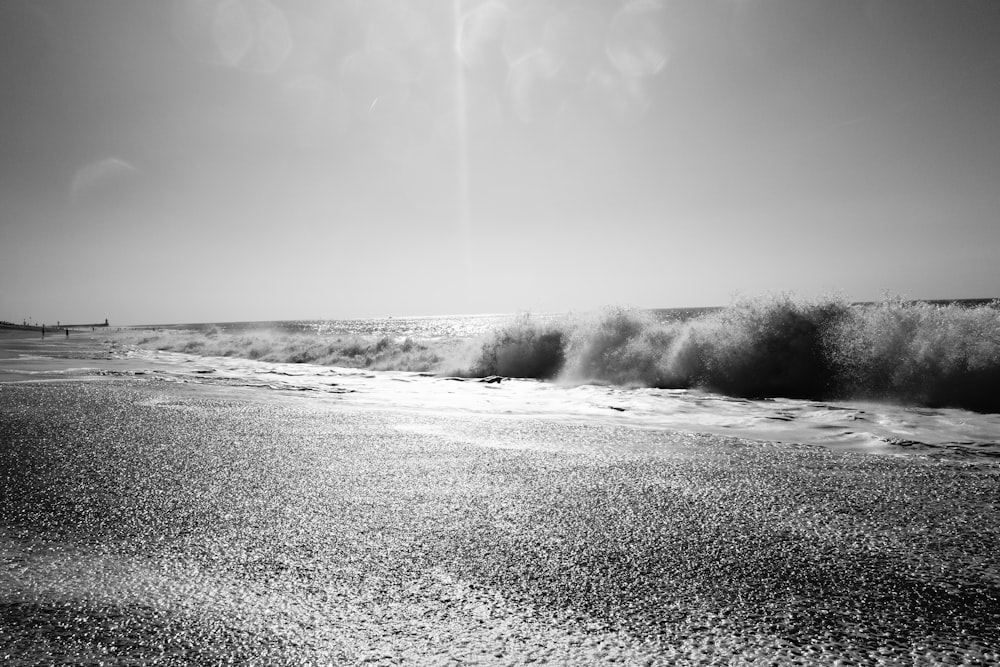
left=59, top=319, right=110, bottom=329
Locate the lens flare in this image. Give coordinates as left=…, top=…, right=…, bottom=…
left=172, top=0, right=291, bottom=73
left=340, top=48, right=410, bottom=119
left=213, top=0, right=253, bottom=67
left=457, top=1, right=508, bottom=73
left=452, top=0, right=472, bottom=261
left=70, top=158, right=137, bottom=205
left=586, top=65, right=651, bottom=119
left=606, top=0, right=671, bottom=78
left=539, top=8, right=606, bottom=82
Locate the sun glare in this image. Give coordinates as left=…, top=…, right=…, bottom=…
left=452, top=0, right=473, bottom=262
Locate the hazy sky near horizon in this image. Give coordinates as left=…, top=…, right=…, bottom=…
left=1, top=0, right=998, bottom=324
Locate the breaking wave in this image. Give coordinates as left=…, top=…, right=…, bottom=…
left=471, top=296, right=1000, bottom=413
left=122, top=329, right=465, bottom=374
left=121, top=296, right=1000, bottom=413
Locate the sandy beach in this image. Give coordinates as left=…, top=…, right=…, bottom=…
left=2, top=356, right=998, bottom=664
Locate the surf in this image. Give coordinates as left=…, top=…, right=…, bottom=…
left=117, top=295, right=1000, bottom=414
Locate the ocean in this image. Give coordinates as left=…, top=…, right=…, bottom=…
left=46, top=296, right=994, bottom=461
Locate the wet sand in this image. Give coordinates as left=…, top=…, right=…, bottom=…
left=1, top=377, right=998, bottom=665
left=0, top=328, right=175, bottom=383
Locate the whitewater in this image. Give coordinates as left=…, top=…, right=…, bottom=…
left=5, top=296, right=998, bottom=460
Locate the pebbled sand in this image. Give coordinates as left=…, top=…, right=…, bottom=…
left=1, top=379, right=998, bottom=665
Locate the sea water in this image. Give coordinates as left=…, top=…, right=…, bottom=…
left=34, top=297, right=979, bottom=461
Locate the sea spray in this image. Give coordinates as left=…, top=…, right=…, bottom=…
left=829, top=299, right=1000, bottom=412
left=464, top=297, right=1000, bottom=412
left=470, top=314, right=566, bottom=379
left=562, top=307, right=682, bottom=387
left=676, top=295, right=850, bottom=399
left=478, top=297, right=849, bottom=397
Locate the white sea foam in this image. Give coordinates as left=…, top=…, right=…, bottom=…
left=93, top=346, right=1000, bottom=460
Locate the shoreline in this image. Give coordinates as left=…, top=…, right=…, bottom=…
left=2, top=377, right=998, bottom=664
left=3, top=330, right=1000, bottom=462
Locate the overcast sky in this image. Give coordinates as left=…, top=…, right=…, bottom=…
left=2, top=0, right=998, bottom=325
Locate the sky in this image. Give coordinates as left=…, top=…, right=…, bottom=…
left=1, top=0, right=998, bottom=325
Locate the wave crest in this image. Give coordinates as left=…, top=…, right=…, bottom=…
left=563, top=307, right=679, bottom=387
left=829, top=300, right=1000, bottom=412
left=686, top=295, right=849, bottom=398
left=470, top=296, right=1000, bottom=413
left=470, top=314, right=566, bottom=379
